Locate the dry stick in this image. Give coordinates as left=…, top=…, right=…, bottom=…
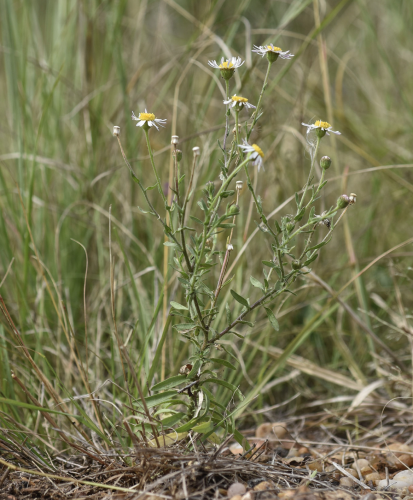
left=10, top=373, right=106, bottom=465
left=121, top=347, right=160, bottom=448
left=109, top=205, right=135, bottom=414
left=0, top=257, right=14, bottom=288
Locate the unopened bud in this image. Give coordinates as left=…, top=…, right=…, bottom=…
left=113, top=126, right=120, bottom=137
left=292, top=260, right=301, bottom=270
left=228, top=204, right=240, bottom=216
left=337, top=194, right=350, bottom=209
left=192, top=146, right=200, bottom=156
left=236, top=180, right=244, bottom=191
left=173, top=149, right=183, bottom=162
left=286, top=222, right=295, bottom=232
left=320, top=156, right=331, bottom=170
left=349, top=193, right=357, bottom=205
left=227, top=243, right=234, bottom=251
left=171, top=135, right=179, bottom=145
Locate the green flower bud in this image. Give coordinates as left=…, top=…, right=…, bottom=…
left=320, top=156, right=331, bottom=170
left=337, top=194, right=350, bottom=209
left=292, top=260, right=301, bottom=270
left=228, top=204, right=240, bottom=216
left=286, top=222, right=295, bottom=232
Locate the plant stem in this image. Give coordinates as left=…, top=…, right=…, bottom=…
left=144, top=128, right=168, bottom=207
left=223, top=79, right=230, bottom=162
left=299, top=136, right=321, bottom=209
left=248, top=61, right=272, bottom=139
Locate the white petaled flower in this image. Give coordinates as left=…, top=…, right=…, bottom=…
left=252, top=44, right=294, bottom=61
left=239, top=140, right=265, bottom=172
left=131, top=109, right=167, bottom=131
left=223, top=94, right=256, bottom=110
left=302, top=120, right=341, bottom=138
left=208, top=56, right=244, bottom=70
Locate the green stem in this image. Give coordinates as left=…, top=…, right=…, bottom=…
left=299, top=136, right=321, bottom=209
left=223, top=79, right=230, bottom=160
left=144, top=128, right=167, bottom=206
left=248, top=61, right=272, bottom=140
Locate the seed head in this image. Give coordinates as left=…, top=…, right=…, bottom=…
left=337, top=194, right=350, bottom=209
left=320, top=156, right=331, bottom=170
left=171, top=135, right=179, bottom=145
left=192, top=146, right=200, bottom=156
left=349, top=193, right=357, bottom=205
left=236, top=180, right=244, bottom=191
left=113, top=126, right=120, bottom=137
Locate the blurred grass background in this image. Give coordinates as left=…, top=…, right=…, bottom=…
left=0, top=0, right=412, bottom=449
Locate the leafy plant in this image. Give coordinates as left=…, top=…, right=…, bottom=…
left=114, top=46, right=356, bottom=443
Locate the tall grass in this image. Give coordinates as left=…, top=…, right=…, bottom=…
left=0, top=0, right=412, bottom=456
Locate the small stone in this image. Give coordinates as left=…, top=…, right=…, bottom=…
left=298, top=447, right=309, bottom=455
left=346, top=469, right=359, bottom=478
left=396, top=453, right=413, bottom=469
left=378, top=469, right=413, bottom=490
left=253, top=481, right=273, bottom=492
left=340, top=477, right=355, bottom=488
left=229, top=443, right=244, bottom=455
left=361, top=466, right=375, bottom=476
left=256, top=422, right=287, bottom=439
left=230, top=496, right=242, bottom=500
left=365, top=472, right=381, bottom=482
left=388, top=443, right=412, bottom=457
left=308, top=459, right=324, bottom=471
left=228, top=483, right=247, bottom=498
left=409, top=485, right=413, bottom=493
left=241, top=493, right=253, bottom=500
left=352, top=459, right=371, bottom=472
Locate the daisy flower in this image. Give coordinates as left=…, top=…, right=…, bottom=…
left=302, top=120, right=341, bottom=139
left=132, top=110, right=167, bottom=131
left=223, top=94, right=256, bottom=111
left=239, top=140, right=265, bottom=172
left=252, top=44, right=294, bottom=63
left=208, top=56, right=244, bottom=80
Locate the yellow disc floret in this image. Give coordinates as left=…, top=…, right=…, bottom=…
left=267, top=46, right=282, bottom=52
left=139, top=112, right=156, bottom=121
left=314, top=120, right=331, bottom=129
left=252, top=144, right=264, bottom=158
left=219, top=61, right=234, bottom=69
left=232, top=95, right=248, bottom=103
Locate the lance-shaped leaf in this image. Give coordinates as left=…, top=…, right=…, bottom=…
left=230, top=289, right=249, bottom=309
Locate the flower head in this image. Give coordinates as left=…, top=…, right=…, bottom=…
left=132, top=109, right=167, bottom=131
left=208, top=56, right=244, bottom=80
left=223, top=94, right=256, bottom=111
left=302, top=120, right=341, bottom=139
left=252, top=44, right=294, bottom=63
left=239, top=139, right=265, bottom=172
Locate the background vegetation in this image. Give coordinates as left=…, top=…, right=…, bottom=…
left=0, top=0, right=412, bottom=454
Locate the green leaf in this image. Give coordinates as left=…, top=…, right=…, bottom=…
left=176, top=416, right=206, bottom=433
left=173, top=322, right=196, bottom=332
left=250, top=276, right=264, bottom=291
left=219, top=190, right=235, bottom=198
left=294, top=207, right=306, bottom=221
left=304, top=253, right=318, bottom=266
left=203, top=378, right=244, bottom=400
left=151, top=375, right=187, bottom=392
left=164, top=241, right=179, bottom=248
left=262, top=260, right=277, bottom=268
left=230, top=289, right=249, bottom=309
left=264, top=307, right=279, bottom=331
left=306, top=240, right=328, bottom=252
left=188, top=359, right=201, bottom=379
left=189, top=215, right=204, bottom=225
left=145, top=183, right=158, bottom=191
left=217, top=223, right=236, bottom=228
left=210, top=357, right=236, bottom=371
left=170, top=301, right=189, bottom=311
left=161, top=412, right=186, bottom=428
left=137, top=206, right=153, bottom=215
left=234, top=429, right=251, bottom=451
left=135, top=391, right=177, bottom=409
left=192, top=421, right=215, bottom=434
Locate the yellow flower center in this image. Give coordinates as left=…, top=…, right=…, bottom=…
left=314, top=120, right=331, bottom=129
left=219, top=61, right=234, bottom=69
left=267, top=45, right=281, bottom=52
left=232, top=95, right=248, bottom=103
left=139, top=112, right=155, bottom=121
left=252, top=144, right=264, bottom=158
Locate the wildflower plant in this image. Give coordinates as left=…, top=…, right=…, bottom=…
left=114, top=45, right=356, bottom=446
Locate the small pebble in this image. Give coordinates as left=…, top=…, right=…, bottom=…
left=230, top=496, right=242, bottom=500
left=340, top=477, right=354, bottom=488
left=229, top=443, right=244, bottom=455
left=241, top=493, right=253, bottom=500
left=256, top=422, right=287, bottom=439
left=388, top=443, right=412, bottom=457
left=365, top=472, right=381, bottom=482
left=298, top=446, right=309, bottom=454
left=228, top=483, right=246, bottom=498
left=396, top=453, right=413, bottom=469
left=378, top=469, right=413, bottom=490
left=253, top=481, right=273, bottom=492
left=352, top=458, right=371, bottom=472
left=346, top=469, right=359, bottom=478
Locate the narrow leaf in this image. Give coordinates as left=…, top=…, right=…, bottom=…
left=210, top=357, right=236, bottom=371
left=230, top=290, right=249, bottom=308
left=264, top=307, right=279, bottom=331
left=151, top=375, right=187, bottom=392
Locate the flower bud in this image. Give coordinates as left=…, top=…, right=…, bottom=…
left=337, top=194, right=350, bottom=209
left=286, top=222, right=295, bottom=232
left=173, top=149, right=182, bottom=162
left=227, top=243, right=234, bottom=251
left=349, top=193, right=357, bottom=205
left=236, top=180, right=244, bottom=191
left=320, top=156, right=331, bottom=170
left=228, top=204, right=240, bottom=216
left=192, top=146, right=200, bottom=156
left=292, top=260, right=301, bottom=270
left=113, top=126, right=120, bottom=137
left=171, top=135, right=179, bottom=145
